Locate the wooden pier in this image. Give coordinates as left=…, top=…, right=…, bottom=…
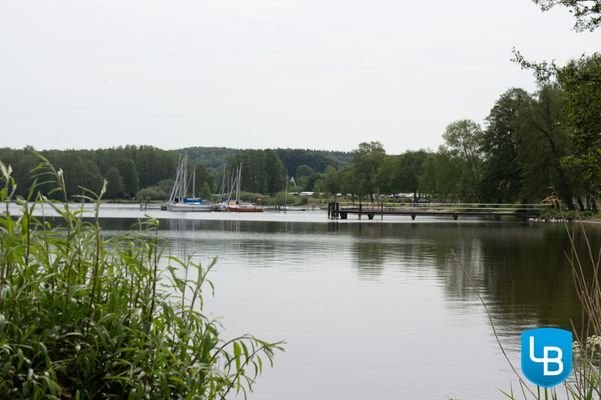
left=327, top=202, right=549, bottom=221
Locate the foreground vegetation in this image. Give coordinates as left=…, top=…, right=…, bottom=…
left=0, top=159, right=282, bottom=399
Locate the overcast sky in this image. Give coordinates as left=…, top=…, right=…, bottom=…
left=0, top=0, right=599, bottom=154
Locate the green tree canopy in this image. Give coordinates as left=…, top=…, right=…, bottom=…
left=481, top=89, right=533, bottom=203
left=350, top=142, right=385, bottom=201
left=442, top=120, right=485, bottom=201
left=105, top=167, right=124, bottom=199
left=118, top=158, right=139, bottom=198
left=533, top=0, right=601, bottom=31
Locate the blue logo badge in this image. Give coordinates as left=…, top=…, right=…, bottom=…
left=521, top=328, right=572, bottom=388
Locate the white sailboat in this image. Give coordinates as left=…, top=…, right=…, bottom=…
left=163, top=154, right=213, bottom=212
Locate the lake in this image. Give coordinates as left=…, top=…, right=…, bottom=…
left=17, top=203, right=601, bottom=399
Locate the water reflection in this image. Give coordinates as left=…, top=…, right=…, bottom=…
left=98, top=217, right=600, bottom=331
left=95, top=215, right=601, bottom=399
left=344, top=222, right=598, bottom=333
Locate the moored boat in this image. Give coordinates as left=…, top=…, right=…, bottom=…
left=163, top=154, right=214, bottom=212
left=226, top=200, right=264, bottom=212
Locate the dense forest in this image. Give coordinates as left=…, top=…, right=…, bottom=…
left=0, top=145, right=352, bottom=201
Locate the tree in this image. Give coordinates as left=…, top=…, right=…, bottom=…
left=320, top=166, right=341, bottom=196
left=118, top=158, right=139, bottom=198
left=191, top=163, right=215, bottom=197
left=520, top=85, right=576, bottom=206
left=557, top=54, right=601, bottom=210
left=295, top=164, right=315, bottom=190
left=339, top=167, right=359, bottom=202
left=481, top=89, right=533, bottom=203
left=397, top=150, right=428, bottom=202
left=533, top=0, right=601, bottom=31
left=350, top=142, right=386, bottom=202
left=200, top=181, right=212, bottom=199
left=520, top=1, right=601, bottom=210
left=442, top=120, right=485, bottom=201
left=375, top=155, right=400, bottom=195
left=419, top=151, right=464, bottom=202
left=227, top=150, right=286, bottom=194
left=105, top=167, right=124, bottom=199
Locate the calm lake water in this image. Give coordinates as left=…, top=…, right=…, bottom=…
left=17, top=203, right=601, bottom=399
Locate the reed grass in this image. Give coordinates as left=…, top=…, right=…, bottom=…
left=0, top=157, right=283, bottom=399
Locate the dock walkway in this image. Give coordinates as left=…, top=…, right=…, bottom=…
left=326, top=202, right=549, bottom=221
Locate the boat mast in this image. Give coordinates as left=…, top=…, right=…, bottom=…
left=236, top=163, right=242, bottom=204
left=284, top=175, right=288, bottom=212
left=168, top=154, right=183, bottom=203
left=192, top=167, right=196, bottom=198
left=181, top=153, right=188, bottom=200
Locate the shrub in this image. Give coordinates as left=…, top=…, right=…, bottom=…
left=0, top=158, right=282, bottom=399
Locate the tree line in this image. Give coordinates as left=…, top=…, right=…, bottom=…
left=0, top=145, right=351, bottom=200
left=315, top=78, right=598, bottom=211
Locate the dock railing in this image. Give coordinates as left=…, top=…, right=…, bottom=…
left=327, top=201, right=552, bottom=220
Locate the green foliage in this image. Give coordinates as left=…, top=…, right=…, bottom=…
left=350, top=142, right=386, bottom=201
left=183, top=147, right=243, bottom=170
left=294, top=164, right=315, bottom=191
left=137, top=179, right=173, bottom=201
left=118, top=158, right=139, bottom=198
left=320, top=166, right=341, bottom=196
left=557, top=54, right=601, bottom=210
left=136, top=186, right=168, bottom=201
left=442, top=120, right=484, bottom=201
left=396, top=150, right=429, bottom=200
left=419, top=151, right=464, bottom=202
left=481, top=88, right=533, bottom=203
left=105, top=166, right=124, bottom=199
left=227, top=150, right=286, bottom=195
left=199, top=182, right=212, bottom=199
left=533, top=0, right=601, bottom=31
left=0, top=146, right=176, bottom=201
left=513, top=49, right=601, bottom=210
left=274, top=148, right=352, bottom=178
left=0, top=159, right=282, bottom=399
left=516, top=85, right=575, bottom=206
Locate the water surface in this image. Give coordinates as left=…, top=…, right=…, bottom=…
left=19, top=203, right=601, bottom=399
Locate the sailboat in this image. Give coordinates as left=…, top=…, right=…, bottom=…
left=163, top=154, right=214, bottom=212
left=226, top=163, right=264, bottom=212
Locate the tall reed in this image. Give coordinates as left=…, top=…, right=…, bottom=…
left=0, top=157, right=283, bottom=399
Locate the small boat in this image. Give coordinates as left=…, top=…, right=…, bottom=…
left=163, top=154, right=213, bottom=212
left=227, top=200, right=264, bottom=213
left=168, top=197, right=213, bottom=212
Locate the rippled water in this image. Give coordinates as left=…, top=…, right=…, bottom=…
left=16, top=203, right=601, bottom=399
